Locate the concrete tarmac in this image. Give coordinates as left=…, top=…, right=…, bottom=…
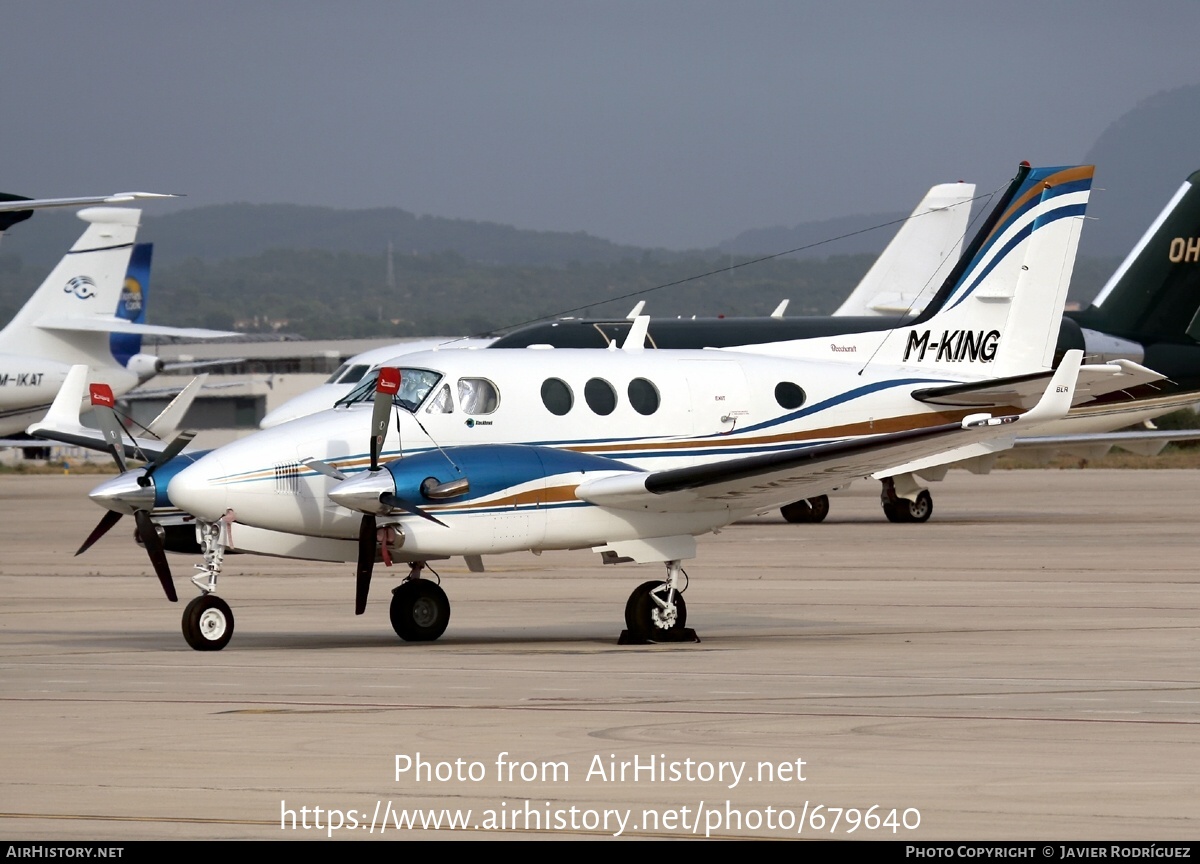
left=1, top=470, right=1198, bottom=841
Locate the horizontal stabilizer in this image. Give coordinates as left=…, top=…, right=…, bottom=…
left=0, top=192, right=179, bottom=214
left=911, top=357, right=1163, bottom=410
left=36, top=318, right=237, bottom=339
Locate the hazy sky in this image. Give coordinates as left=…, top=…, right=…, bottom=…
left=4, top=1, right=1198, bottom=249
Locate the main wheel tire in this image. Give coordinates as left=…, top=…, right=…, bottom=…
left=390, top=580, right=450, bottom=642
left=624, top=580, right=687, bottom=642
left=882, top=491, right=932, bottom=523
left=780, top=500, right=814, bottom=523
left=782, top=495, right=831, bottom=524
left=182, top=594, right=234, bottom=651
left=907, top=490, right=933, bottom=523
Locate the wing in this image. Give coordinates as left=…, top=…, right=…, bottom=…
left=1015, top=428, right=1200, bottom=459
left=35, top=318, right=237, bottom=339
left=0, top=192, right=179, bottom=213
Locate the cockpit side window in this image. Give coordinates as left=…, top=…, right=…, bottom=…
left=335, top=367, right=444, bottom=412
left=458, top=378, right=499, bottom=414
left=426, top=383, right=454, bottom=414
left=338, top=364, right=371, bottom=385
left=324, top=363, right=350, bottom=384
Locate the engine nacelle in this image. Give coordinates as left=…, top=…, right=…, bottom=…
left=125, top=353, right=165, bottom=382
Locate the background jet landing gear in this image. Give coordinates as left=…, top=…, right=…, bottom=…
left=182, top=517, right=235, bottom=651
left=390, top=565, right=450, bottom=642
left=880, top=478, right=933, bottom=523
left=780, top=495, right=830, bottom=524
left=620, top=561, right=699, bottom=644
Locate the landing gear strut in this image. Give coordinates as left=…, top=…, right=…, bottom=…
left=620, top=560, right=699, bottom=644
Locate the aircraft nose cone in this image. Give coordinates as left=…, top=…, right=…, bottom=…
left=169, top=452, right=231, bottom=521
left=329, top=468, right=396, bottom=515
left=88, top=473, right=155, bottom=514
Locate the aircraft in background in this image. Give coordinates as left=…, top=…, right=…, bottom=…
left=259, top=337, right=496, bottom=428
left=490, top=180, right=977, bottom=351
left=257, top=182, right=976, bottom=429
left=0, top=206, right=234, bottom=437
left=50, top=165, right=1128, bottom=650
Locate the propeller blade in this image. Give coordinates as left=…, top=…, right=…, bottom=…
left=380, top=492, right=448, bottom=527
left=75, top=510, right=124, bottom=556
left=300, top=457, right=347, bottom=481
left=89, top=383, right=127, bottom=473
left=355, top=514, right=377, bottom=615
left=146, top=430, right=197, bottom=476
left=134, top=510, right=177, bottom=602
left=369, top=367, right=401, bottom=471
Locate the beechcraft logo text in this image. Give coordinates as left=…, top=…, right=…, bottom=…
left=903, top=329, right=1000, bottom=362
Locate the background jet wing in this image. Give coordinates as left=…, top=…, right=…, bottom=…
left=35, top=318, right=237, bottom=339
left=0, top=192, right=179, bottom=213
left=911, top=359, right=1163, bottom=410
left=1014, top=428, right=1200, bottom=459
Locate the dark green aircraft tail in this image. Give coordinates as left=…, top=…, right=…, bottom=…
left=1074, top=170, right=1200, bottom=345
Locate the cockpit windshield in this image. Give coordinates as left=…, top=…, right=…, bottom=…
left=334, top=368, right=444, bottom=412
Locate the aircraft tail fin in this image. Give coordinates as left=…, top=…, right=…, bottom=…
left=0, top=207, right=140, bottom=366
left=110, top=242, right=152, bottom=368
left=886, top=165, right=1093, bottom=377
left=833, top=182, right=975, bottom=317
left=1076, top=170, right=1200, bottom=345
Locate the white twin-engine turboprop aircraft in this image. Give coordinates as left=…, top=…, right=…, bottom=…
left=67, top=164, right=1147, bottom=651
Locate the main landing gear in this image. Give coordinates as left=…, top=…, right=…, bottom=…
left=880, top=478, right=933, bottom=523
left=389, top=563, right=450, bottom=642
left=620, top=560, right=699, bottom=644
left=780, top=495, right=830, bottom=523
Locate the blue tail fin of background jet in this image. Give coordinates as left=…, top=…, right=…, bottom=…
left=110, top=242, right=152, bottom=368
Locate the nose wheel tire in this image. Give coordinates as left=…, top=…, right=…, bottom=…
left=624, top=580, right=689, bottom=642
left=182, top=594, right=234, bottom=651
left=390, top=580, right=451, bottom=642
